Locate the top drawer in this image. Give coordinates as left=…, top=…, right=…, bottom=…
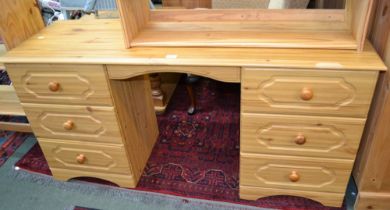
left=6, top=64, right=112, bottom=106
left=241, top=68, right=378, bottom=118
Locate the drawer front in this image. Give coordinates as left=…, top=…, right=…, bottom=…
left=23, top=103, right=123, bottom=144
left=239, top=185, right=344, bottom=207
left=240, top=153, right=353, bottom=193
left=241, top=113, right=365, bottom=159
left=241, top=68, right=378, bottom=118
left=50, top=168, right=136, bottom=188
left=6, top=64, right=112, bottom=105
left=39, top=138, right=132, bottom=175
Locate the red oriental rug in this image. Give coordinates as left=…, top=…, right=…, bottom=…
left=15, top=78, right=345, bottom=210
left=0, top=125, right=29, bottom=167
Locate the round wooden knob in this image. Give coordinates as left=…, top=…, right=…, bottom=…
left=63, top=120, right=74, bottom=130
left=295, top=134, right=306, bottom=145
left=76, top=154, right=86, bottom=164
left=289, top=171, right=300, bottom=182
left=300, top=87, right=313, bottom=101
left=48, top=82, right=60, bottom=92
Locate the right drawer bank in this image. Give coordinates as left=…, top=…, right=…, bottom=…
left=239, top=68, right=379, bottom=207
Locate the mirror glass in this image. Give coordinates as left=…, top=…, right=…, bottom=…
left=151, top=0, right=346, bottom=9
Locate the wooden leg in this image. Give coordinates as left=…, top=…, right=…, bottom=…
left=150, top=73, right=165, bottom=107
left=109, top=75, right=159, bottom=183
left=185, top=83, right=196, bottom=115
left=185, top=75, right=200, bottom=115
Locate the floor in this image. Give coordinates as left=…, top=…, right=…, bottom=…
left=0, top=136, right=267, bottom=210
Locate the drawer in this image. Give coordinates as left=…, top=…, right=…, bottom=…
left=239, top=185, right=344, bottom=207
left=23, top=103, right=123, bottom=144
left=241, top=113, right=365, bottom=159
left=241, top=68, right=378, bottom=118
left=39, top=138, right=133, bottom=175
left=240, top=153, right=353, bottom=193
left=6, top=64, right=112, bottom=105
left=50, top=168, right=136, bottom=188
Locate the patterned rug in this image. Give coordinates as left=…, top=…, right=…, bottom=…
left=0, top=70, right=30, bottom=167
left=15, top=78, right=345, bottom=210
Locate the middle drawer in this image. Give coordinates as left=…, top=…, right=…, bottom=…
left=23, top=103, right=123, bottom=144
left=241, top=113, right=365, bottom=159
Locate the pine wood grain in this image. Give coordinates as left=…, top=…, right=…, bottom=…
left=116, top=0, right=150, bottom=48
left=0, top=85, right=25, bottom=116
left=50, top=168, right=136, bottom=188
left=109, top=75, right=159, bottom=184
left=240, top=185, right=345, bottom=207
left=241, top=68, right=379, bottom=118
left=0, top=20, right=386, bottom=71
left=241, top=113, right=366, bottom=160
left=117, top=0, right=373, bottom=50
left=240, top=153, right=353, bottom=193
left=132, top=24, right=356, bottom=49
left=350, top=0, right=375, bottom=52
left=0, top=0, right=44, bottom=50
left=107, top=65, right=240, bottom=83
left=22, top=103, right=123, bottom=144
left=355, top=192, right=390, bottom=210
left=39, top=138, right=133, bottom=175
left=352, top=1, right=390, bottom=209
left=0, top=121, right=32, bottom=133
left=150, top=9, right=346, bottom=22
left=6, top=64, right=113, bottom=106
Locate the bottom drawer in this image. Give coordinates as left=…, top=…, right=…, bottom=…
left=240, top=153, right=353, bottom=193
left=39, top=138, right=133, bottom=175
left=50, top=168, right=136, bottom=188
left=239, top=185, right=345, bottom=207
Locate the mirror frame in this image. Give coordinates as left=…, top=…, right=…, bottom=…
left=116, top=0, right=374, bottom=52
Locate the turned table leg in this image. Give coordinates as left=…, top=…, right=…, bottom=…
left=150, top=73, right=165, bottom=107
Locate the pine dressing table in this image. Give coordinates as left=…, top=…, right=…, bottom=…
left=0, top=9, right=387, bottom=208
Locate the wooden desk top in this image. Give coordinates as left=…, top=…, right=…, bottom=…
left=0, top=19, right=386, bottom=71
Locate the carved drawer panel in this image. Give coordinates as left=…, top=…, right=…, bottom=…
left=39, top=138, right=132, bottom=175
left=23, top=103, right=123, bottom=144
left=6, top=64, right=112, bottom=105
left=241, top=113, right=365, bottom=159
left=241, top=68, right=378, bottom=118
left=240, top=153, right=353, bottom=193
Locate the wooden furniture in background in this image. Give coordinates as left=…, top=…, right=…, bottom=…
left=162, top=0, right=211, bottom=8
left=0, top=43, right=5, bottom=69
left=0, top=0, right=44, bottom=50
left=150, top=73, right=165, bottom=107
left=0, top=0, right=44, bottom=133
left=353, top=0, right=390, bottom=209
left=0, top=18, right=386, bottom=207
left=212, top=0, right=269, bottom=9
left=116, top=0, right=373, bottom=51
left=150, top=73, right=181, bottom=113
left=315, top=0, right=345, bottom=9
